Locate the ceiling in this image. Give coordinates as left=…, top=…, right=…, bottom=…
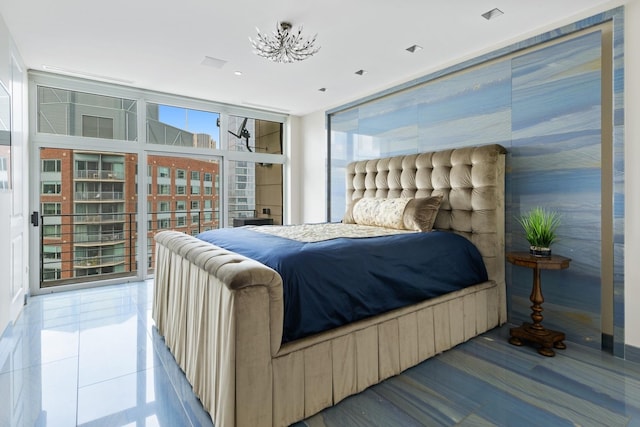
left=0, top=0, right=619, bottom=116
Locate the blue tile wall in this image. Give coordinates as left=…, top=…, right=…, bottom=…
left=328, top=9, right=625, bottom=352
left=509, top=31, right=603, bottom=347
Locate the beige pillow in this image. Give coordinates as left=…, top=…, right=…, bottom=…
left=402, top=195, right=443, bottom=232
left=345, top=195, right=443, bottom=231
left=352, top=197, right=412, bottom=229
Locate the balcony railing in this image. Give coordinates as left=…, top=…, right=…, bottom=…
left=74, top=255, right=126, bottom=268
left=74, top=191, right=125, bottom=201
left=75, top=170, right=124, bottom=180
left=74, top=231, right=125, bottom=243
left=39, top=210, right=222, bottom=288
left=74, top=213, right=126, bottom=223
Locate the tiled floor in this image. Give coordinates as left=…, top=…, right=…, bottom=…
left=1, top=281, right=639, bottom=426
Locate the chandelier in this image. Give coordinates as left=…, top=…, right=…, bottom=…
left=249, top=22, right=320, bottom=63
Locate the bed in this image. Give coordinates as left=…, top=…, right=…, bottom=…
left=152, top=143, right=507, bottom=427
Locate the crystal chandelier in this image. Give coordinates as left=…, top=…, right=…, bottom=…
left=249, top=22, right=320, bottom=63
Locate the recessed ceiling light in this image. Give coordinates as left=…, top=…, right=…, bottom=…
left=482, top=8, right=504, bottom=20
left=234, top=71, right=243, bottom=76
left=355, top=69, right=367, bottom=76
left=201, top=56, right=227, bottom=68
left=406, top=44, right=423, bottom=53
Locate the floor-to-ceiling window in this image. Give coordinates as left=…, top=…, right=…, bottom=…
left=30, top=73, right=286, bottom=293
left=225, top=114, right=283, bottom=226
left=38, top=149, right=138, bottom=287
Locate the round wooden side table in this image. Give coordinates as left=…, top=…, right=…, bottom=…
left=507, top=251, right=571, bottom=357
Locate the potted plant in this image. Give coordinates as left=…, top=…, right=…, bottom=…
left=517, top=207, right=560, bottom=257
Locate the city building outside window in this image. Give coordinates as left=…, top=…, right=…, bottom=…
left=42, top=203, right=61, bottom=215
left=157, top=184, right=170, bottom=195
left=158, top=167, right=170, bottom=178
left=43, top=224, right=61, bottom=239
left=42, top=159, right=61, bottom=172
left=42, top=182, right=61, bottom=194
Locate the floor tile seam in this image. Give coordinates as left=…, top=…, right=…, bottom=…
left=76, top=295, right=139, bottom=307
left=19, top=301, right=137, bottom=325
left=76, top=351, right=161, bottom=385
left=0, top=354, right=79, bottom=376
left=20, top=312, right=80, bottom=328
left=135, top=303, right=152, bottom=323
left=77, top=364, right=158, bottom=390
left=77, top=306, right=156, bottom=385
left=0, top=354, right=79, bottom=374
left=76, top=310, right=144, bottom=329
left=77, top=348, right=160, bottom=387
left=76, top=296, right=189, bottom=427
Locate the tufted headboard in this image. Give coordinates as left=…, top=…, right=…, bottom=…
left=346, top=144, right=507, bottom=321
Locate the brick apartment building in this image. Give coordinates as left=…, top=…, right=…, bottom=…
left=40, top=148, right=219, bottom=286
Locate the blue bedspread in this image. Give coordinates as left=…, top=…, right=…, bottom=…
left=197, top=227, right=488, bottom=343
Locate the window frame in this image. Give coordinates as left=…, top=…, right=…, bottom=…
left=41, top=202, right=61, bottom=215
left=29, top=71, right=288, bottom=294
left=41, top=181, right=62, bottom=194
left=42, top=159, right=61, bottom=172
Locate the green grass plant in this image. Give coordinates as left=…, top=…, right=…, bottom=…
left=517, top=207, right=560, bottom=249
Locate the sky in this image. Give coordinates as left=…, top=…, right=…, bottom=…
left=158, top=105, right=220, bottom=144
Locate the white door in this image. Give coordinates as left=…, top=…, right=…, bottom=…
left=0, top=58, right=26, bottom=335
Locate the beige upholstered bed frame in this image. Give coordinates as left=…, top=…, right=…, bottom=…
left=152, top=144, right=507, bottom=427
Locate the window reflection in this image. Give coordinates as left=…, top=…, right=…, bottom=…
left=37, top=86, right=137, bottom=141
left=146, top=103, right=220, bottom=149
left=227, top=116, right=282, bottom=154
left=228, top=160, right=282, bottom=226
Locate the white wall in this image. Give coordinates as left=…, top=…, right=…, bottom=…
left=286, top=116, right=302, bottom=224
left=299, top=111, right=326, bottom=224
left=287, top=111, right=326, bottom=224
left=297, top=0, right=640, bottom=350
